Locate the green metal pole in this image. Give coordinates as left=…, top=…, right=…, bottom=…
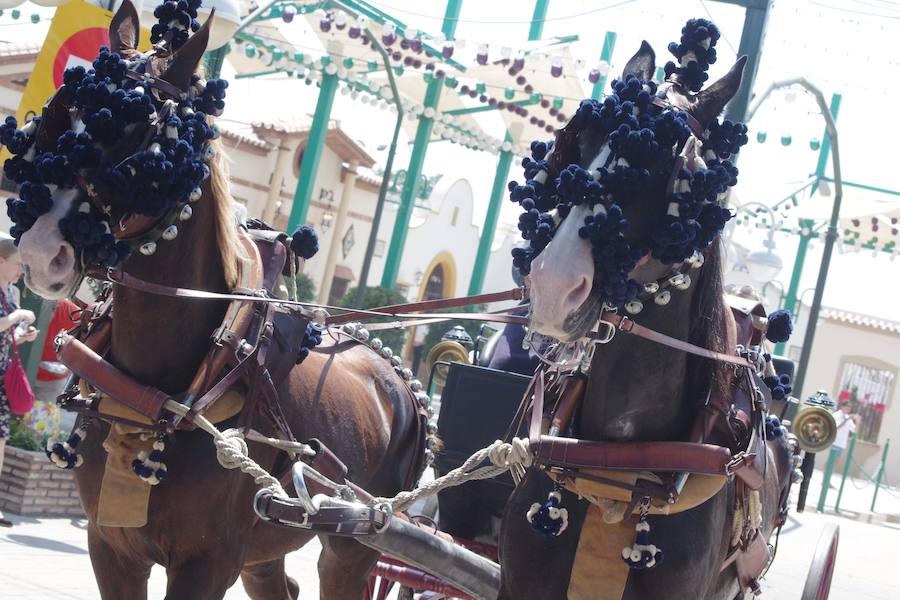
left=774, top=222, right=812, bottom=355
left=204, top=46, right=228, bottom=80
left=723, top=0, right=771, bottom=122
left=871, top=438, right=890, bottom=512
left=381, top=0, right=462, bottom=288
left=814, top=94, right=842, bottom=180
left=468, top=135, right=513, bottom=295
left=527, top=0, right=549, bottom=42
left=466, top=0, right=547, bottom=295
left=834, top=431, right=856, bottom=512
left=287, top=72, right=340, bottom=231
left=591, top=32, right=617, bottom=100
left=816, top=446, right=838, bottom=512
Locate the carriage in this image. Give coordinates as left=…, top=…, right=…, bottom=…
left=2, top=2, right=842, bottom=599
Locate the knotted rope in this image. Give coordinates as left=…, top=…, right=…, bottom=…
left=377, top=438, right=533, bottom=513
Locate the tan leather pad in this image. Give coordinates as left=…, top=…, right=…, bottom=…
left=567, top=504, right=635, bottom=599
left=97, top=424, right=153, bottom=528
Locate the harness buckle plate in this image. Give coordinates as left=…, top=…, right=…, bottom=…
left=593, top=320, right=616, bottom=344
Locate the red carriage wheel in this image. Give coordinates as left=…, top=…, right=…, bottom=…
left=801, top=524, right=839, bottom=600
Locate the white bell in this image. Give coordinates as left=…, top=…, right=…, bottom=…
left=179, top=205, right=193, bottom=221
left=139, top=242, right=157, bottom=256
left=625, top=299, right=643, bottom=314
left=161, top=225, right=178, bottom=241
left=654, top=290, right=671, bottom=306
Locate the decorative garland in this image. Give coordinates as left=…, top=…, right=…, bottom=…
left=664, top=18, right=721, bottom=93
left=1, top=4, right=228, bottom=271
left=508, top=20, right=748, bottom=309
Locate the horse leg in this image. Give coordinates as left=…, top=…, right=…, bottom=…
left=317, top=537, right=380, bottom=600
left=163, top=556, right=243, bottom=600
left=87, top=527, right=152, bottom=600
left=240, top=557, right=300, bottom=600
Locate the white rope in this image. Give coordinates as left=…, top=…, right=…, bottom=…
left=376, top=438, right=533, bottom=513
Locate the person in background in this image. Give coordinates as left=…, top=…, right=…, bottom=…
left=411, top=324, right=428, bottom=376
left=35, top=298, right=80, bottom=428
left=0, top=233, right=39, bottom=527
left=486, top=260, right=538, bottom=375
left=830, top=400, right=861, bottom=474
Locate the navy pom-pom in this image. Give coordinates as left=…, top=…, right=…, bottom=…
left=291, top=225, right=319, bottom=259
left=765, top=415, right=785, bottom=440
left=297, top=323, right=323, bottom=364
left=526, top=489, right=569, bottom=537
left=766, top=310, right=793, bottom=343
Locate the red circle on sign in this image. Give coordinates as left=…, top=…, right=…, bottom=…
left=52, top=27, right=110, bottom=88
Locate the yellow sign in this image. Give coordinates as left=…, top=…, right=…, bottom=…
left=1, top=0, right=151, bottom=163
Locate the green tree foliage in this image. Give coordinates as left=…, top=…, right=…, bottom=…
left=294, top=272, right=316, bottom=303
left=337, top=286, right=408, bottom=352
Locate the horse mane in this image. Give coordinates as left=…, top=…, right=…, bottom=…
left=686, top=238, right=731, bottom=406
left=207, top=140, right=243, bottom=288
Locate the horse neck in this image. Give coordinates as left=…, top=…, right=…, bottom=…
left=109, top=183, right=231, bottom=394
left=579, top=255, right=725, bottom=442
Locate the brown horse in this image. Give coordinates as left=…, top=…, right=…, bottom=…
left=496, top=40, right=794, bottom=599
left=14, top=4, right=423, bottom=599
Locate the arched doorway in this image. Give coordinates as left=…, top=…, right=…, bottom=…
left=409, top=253, right=457, bottom=372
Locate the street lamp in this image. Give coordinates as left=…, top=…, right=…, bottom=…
left=747, top=78, right=843, bottom=398
left=727, top=201, right=784, bottom=284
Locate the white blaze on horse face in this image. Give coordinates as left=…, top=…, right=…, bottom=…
left=529, top=203, right=595, bottom=340
left=17, top=188, right=80, bottom=299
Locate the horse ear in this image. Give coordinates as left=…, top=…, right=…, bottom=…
left=622, top=41, right=656, bottom=81
left=159, top=10, right=213, bottom=91
left=692, top=55, right=747, bottom=128
left=109, top=0, right=140, bottom=54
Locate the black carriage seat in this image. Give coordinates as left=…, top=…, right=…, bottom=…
left=435, top=362, right=531, bottom=543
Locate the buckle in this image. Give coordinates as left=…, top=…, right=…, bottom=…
left=592, top=320, right=616, bottom=344
left=725, top=452, right=751, bottom=477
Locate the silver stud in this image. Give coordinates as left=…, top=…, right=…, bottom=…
left=390, top=355, right=402, bottom=367
left=424, top=449, right=435, bottom=465
left=190, top=187, right=202, bottom=202
left=179, top=205, right=193, bottom=221
left=370, top=338, right=383, bottom=351
left=426, top=421, right=438, bottom=435
left=311, top=309, right=328, bottom=326
left=644, top=282, right=659, bottom=294
left=416, top=392, right=430, bottom=407
left=342, top=322, right=358, bottom=335
left=139, top=241, right=157, bottom=256
left=356, top=328, right=370, bottom=342
left=654, top=290, right=671, bottom=306
left=688, top=250, right=704, bottom=268
left=204, top=145, right=216, bottom=162
left=674, top=273, right=691, bottom=291
left=380, top=347, right=393, bottom=359
left=625, top=299, right=643, bottom=314
left=400, top=368, right=414, bottom=380
left=210, top=124, right=220, bottom=140
left=410, top=380, right=423, bottom=393
left=161, top=225, right=178, bottom=241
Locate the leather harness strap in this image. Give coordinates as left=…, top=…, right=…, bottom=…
left=594, top=312, right=752, bottom=368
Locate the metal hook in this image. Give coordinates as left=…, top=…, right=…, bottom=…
left=291, top=462, right=320, bottom=516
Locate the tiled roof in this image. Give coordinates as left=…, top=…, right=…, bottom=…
left=220, top=126, right=271, bottom=150
left=251, top=117, right=314, bottom=136
left=821, top=307, right=900, bottom=336
left=0, top=43, right=41, bottom=58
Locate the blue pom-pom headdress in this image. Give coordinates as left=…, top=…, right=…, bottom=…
left=509, top=19, right=748, bottom=309
left=0, top=1, right=228, bottom=271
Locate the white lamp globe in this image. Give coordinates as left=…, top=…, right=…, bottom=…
left=745, top=247, right=783, bottom=283
left=0, top=0, right=24, bottom=8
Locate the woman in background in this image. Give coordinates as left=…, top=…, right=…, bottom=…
left=0, top=233, right=39, bottom=527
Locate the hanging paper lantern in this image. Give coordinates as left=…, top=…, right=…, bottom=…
left=31, top=12, right=40, bottom=23
left=588, top=68, right=601, bottom=84
left=477, top=43, right=488, bottom=65
left=442, top=42, right=454, bottom=60
left=282, top=5, right=296, bottom=23
left=11, top=8, right=20, bottom=19
left=552, top=96, right=564, bottom=110
left=756, top=131, right=767, bottom=143
left=334, top=11, right=347, bottom=30
left=394, top=64, right=404, bottom=76
left=382, top=22, right=397, bottom=46
left=504, top=87, right=515, bottom=100
left=809, top=137, right=821, bottom=151
left=780, top=134, right=792, bottom=146
left=550, top=56, right=563, bottom=78
left=244, top=44, right=256, bottom=58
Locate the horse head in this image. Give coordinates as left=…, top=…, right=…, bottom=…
left=515, top=24, right=748, bottom=342
left=5, top=0, right=224, bottom=299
